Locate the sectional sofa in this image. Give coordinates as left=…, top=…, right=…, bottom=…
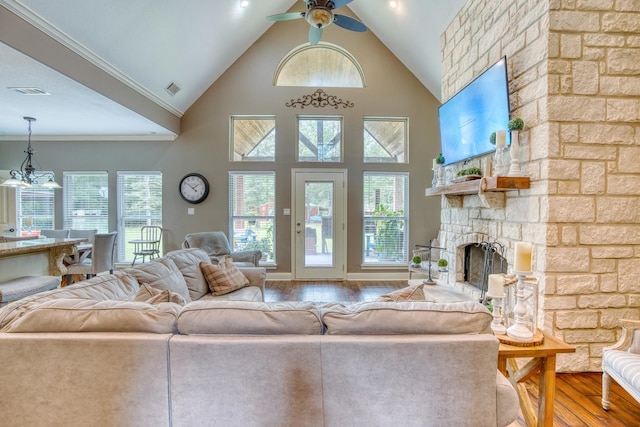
left=0, top=248, right=519, bottom=427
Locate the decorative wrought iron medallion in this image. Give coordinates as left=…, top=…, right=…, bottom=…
left=286, top=89, right=354, bottom=109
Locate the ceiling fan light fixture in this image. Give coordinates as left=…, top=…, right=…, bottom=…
left=306, top=8, right=333, bottom=28
left=239, top=0, right=249, bottom=8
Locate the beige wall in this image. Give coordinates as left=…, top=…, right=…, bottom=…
left=0, top=15, right=442, bottom=275
left=441, top=0, right=640, bottom=371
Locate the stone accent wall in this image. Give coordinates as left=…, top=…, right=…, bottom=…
left=440, top=0, right=640, bottom=371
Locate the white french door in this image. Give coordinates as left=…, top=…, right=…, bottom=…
left=292, top=169, right=347, bottom=280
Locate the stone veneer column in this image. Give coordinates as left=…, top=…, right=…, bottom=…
left=440, top=0, right=640, bottom=371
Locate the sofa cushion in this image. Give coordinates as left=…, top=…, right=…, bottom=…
left=177, top=301, right=323, bottom=335
left=376, top=283, right=428, bottom=302
left=200, top=256, right=249, bottom=296
left=0, top=272, right=140, bottom=330
left=126, top=258, right=191, bottom=303
left=0, top=299, right=180, bottom=333
left=321, top=301, right=493, bottom=335
left=198, top=286, right=263, bottom=302
left=134, top=283, right=187, bottom=306
left=162, top=248, right=211, bottom=301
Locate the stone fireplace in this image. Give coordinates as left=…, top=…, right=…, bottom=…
left=439, top=0, right=640, bottom=372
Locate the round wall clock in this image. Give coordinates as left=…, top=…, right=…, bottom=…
left=179, top=173, right=210, bottom=204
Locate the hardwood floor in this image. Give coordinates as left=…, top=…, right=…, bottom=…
left=265, top=280, right=640, bottom=427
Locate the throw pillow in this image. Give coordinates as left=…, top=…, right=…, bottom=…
left=134, top=283, right=187, bottom=306
left=377, top=283, right=426, bottom=302
left=200, top=256, right=249, bottom=296
left=126, top=258, right=192, bottom=303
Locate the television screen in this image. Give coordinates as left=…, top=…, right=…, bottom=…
left=438, top=57, right=511, bottom=166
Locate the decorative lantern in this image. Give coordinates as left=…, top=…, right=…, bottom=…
left=504, top=275, right=539, bottom=340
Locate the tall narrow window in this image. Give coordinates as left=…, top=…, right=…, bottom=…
left=229, top=172, right=275, bottom=265
left=364, top=117, right=408, bottom=163
left=117, top=172, right=162, bottom=263
left=297, top=116, right=343, bottom=162
left=16, top=180, right=55, bottom=236
left=63, top=172, right=109, bottom=233
left=362, top=172, right=409, bottom=265
left=231, top=116, right=276, bottom=161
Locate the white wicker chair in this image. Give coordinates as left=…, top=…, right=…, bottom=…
left=602, top=319, right=640, bottom=410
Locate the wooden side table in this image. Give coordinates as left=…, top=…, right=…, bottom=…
left=498, top=332, right=575, bottom=427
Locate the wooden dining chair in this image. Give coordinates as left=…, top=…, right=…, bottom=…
left=131, top=226, right=163, bottom=265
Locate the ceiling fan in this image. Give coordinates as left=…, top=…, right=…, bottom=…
left=267, top=0, right=367, bottom=45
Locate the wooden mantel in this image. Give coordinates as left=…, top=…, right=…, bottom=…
left=425, top=176, right=530, bottom=197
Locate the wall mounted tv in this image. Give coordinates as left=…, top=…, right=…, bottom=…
left=438, top=56, right=511, bottom=166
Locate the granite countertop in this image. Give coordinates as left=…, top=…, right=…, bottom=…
left=0, top=238, right=87, bottom=257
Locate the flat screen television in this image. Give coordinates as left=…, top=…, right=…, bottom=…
left=438, top=56, right=511, bottom=166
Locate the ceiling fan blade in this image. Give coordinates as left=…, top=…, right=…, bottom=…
left=333, top=14, right=367, bottom=32
left=309, top=26, right=323, bottom=45
left=331, top=0, right=354, bottom=8
left=266, top=12, right=305, bottom=22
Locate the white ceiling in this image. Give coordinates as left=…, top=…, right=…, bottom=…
left=0, top=0, right=467, bottom=139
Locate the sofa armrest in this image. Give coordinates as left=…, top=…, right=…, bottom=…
left=237, top=267, right=266, bottom=300
left=604, top=319, right=640, bottom=353
left=230, top=250, right=262, bottom=267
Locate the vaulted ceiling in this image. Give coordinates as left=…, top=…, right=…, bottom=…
left=0, top=0, right=466, bottom=139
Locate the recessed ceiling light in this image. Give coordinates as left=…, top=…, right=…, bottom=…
left=239, top=0, right=249, bottom=8
left=389, top=0, right=399, bottom=9
left=8, top=87, right=51, bottom=95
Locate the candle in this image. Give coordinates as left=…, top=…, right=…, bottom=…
left=514, top=242, right=532, bottom=272
left=496, top=130, right=506, bottom=147
left=432, top=158, right=437, bottom=169
left=25, top=216, right=32, bottom=227
left=487, top=274, right=504, bottom=297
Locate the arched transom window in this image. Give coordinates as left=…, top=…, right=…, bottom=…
left=274, top=42, right=365, bottom=88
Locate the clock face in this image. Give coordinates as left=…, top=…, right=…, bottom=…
left=179, top=173, right=210, bottom=204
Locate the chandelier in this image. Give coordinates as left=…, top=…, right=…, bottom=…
left=1, top=117, right=61, bottom=189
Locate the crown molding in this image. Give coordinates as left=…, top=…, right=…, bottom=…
left=0, top=134, right=177, bottom=142
left=1, top=0, right=184, bottom=118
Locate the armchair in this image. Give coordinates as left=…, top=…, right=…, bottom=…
left=602, top=319, right=640, bottom=410
left=183, top=231, right=261, bottom=267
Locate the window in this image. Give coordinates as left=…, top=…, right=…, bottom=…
left=362, top=172, right=409, bottom=265
left=117, top=172, right=162, bottom=263
left=274, top=42, right=365, bottom=87
left=63, top=172, right=109, bottom=233
left=364, top=117, right=408, bottom=163
left=229, top=172, right=275, bottom=265
left=297, top=116, right=343, bottom=162
left=17, top=182, right=55, bottom=236
left=231, top=116, right=276, bottom=161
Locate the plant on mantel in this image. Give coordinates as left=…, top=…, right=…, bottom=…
left=508, top=117, right=524, bottom=131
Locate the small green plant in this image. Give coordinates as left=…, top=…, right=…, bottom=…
left=489, top=131, right=496, bottom=145
left=437, top=258, right=448, bottom=268
left=508, top=117, right=524, bottom=131
left=435, top=153, right=445, bottom=164
left=456, top=167, right=482, bottom=177
left=411, top=255, right=422, bottom=265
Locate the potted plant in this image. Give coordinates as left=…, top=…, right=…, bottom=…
left=489, top=131, right=496, bottom=145
left=437, top=258, right=448, bottom=272
left=508, top=117, right=524, bottom=146
left=411, top=254, right=422, bottom=268
left=508, top=117, right=524, bottom=131
left=435, top=153, right=445, bottom=165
